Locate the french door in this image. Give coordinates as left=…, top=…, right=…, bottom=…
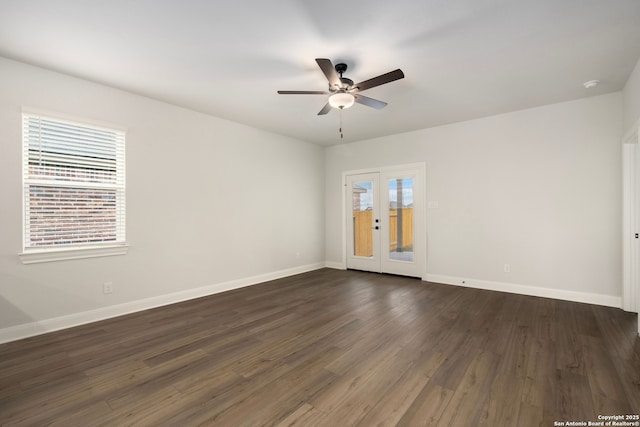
left=346, top=166, right=424, bottom=278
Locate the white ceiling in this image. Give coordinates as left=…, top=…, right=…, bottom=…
left=1, top=0, right=639, bottom=146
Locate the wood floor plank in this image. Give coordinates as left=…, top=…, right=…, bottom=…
left=354, top=351, right=447, bottom=427
left=554, top=300, right=587, bottom=376
left=48, top=400, right=113, bottom=427
left=496, top=323, right=533, bottom=380
left=479, top=374, right=525, bottom=427
left=396, top=383, right=455, bottom=426
left=309, top=344, right=402, bottom=415
left=156, top=365, right=295, bottom=426
left=274, top=403, right=326, bottom=427
left=212, top=369, right=337, bottom=427
left=516, top=401, right=543, bottom=427
left=521, top=337, right=555, bottom=409
left=435, top=350, right=500, bottom=427
left=542, top=368, right=596, bottom=423
left=310, top=342, right=434, bottom=426
left=104, top=350, right=210, bottom=410
left=0, top=268, right=638, bottom=426
left=580, top=334, right=633, bottom=414
left=98, top=384, right=184, bottom=427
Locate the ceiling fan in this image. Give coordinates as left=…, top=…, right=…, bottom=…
left=278, top=58, right=405, bottom=115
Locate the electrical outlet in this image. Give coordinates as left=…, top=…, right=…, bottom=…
left=504, top=264, right=510, bottom=273
left=103, top=282, right=113, bottom=294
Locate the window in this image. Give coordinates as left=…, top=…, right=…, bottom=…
left=20, top=112, right=126, bottom=263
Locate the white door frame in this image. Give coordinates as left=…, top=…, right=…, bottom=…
left=342, top=162, right=427, bottom=280
left=622, top=119, right=639, bottom=335
left=622, top=141, right=638, bottom=313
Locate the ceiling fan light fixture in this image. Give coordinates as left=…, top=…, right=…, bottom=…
left=329, top=92, right=355, bottom=110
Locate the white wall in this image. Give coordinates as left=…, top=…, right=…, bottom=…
left=325, top=93, right=623, bottom=303
left=0, top=57, right=325, bottom=339
left=623, top=57, right=640, bottom=133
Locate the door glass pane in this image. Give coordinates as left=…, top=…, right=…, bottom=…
left=388, top=178, right=414, bottom=262
left=352, top=181, right=374, bottom=257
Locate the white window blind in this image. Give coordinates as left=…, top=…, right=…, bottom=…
left=22, top=113, right=126, bottom=251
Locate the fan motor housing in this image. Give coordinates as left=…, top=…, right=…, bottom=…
left=339, top=77, right=353, bottom=88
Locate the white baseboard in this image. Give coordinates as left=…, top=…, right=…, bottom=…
left=425, top=274, right=621, bottom=308
left=325, top=261, right=346, bottom=270
left=0, top=263, right=325, bottom=344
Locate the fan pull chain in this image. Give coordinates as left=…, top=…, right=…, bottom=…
left=339, top=108, right=344, bottom=139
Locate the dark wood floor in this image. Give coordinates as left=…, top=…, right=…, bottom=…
left=0, top=269, right=639, bottom=426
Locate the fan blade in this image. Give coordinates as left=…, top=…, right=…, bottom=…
left=316, top=58, right=340, bottom=89
left=354, top=94, right=388, bottom=109
left=353, top=69, right=404, bottom=92
left=317, top=102, right=332, bottom=115
left=278, top=90, right=328, bottom=95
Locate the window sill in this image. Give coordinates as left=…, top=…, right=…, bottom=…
left=19, top=244, right=129, bottom=265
